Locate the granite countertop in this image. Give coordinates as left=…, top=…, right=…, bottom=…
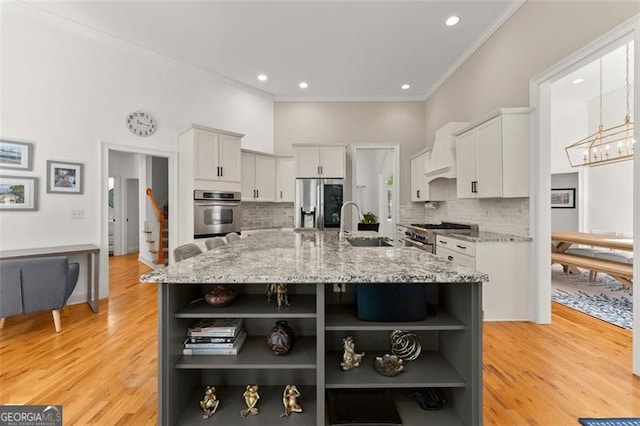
left=440, top=231, right=532, bottom=243
left=141, top=229, right=488, bottom=284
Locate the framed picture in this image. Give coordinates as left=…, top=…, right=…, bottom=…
left=551, top=188, right=575, bottom=209
left=47, top=160, right=84, bottom=194
left=0, top=175, right=38, bottom=211
left=0, top=140, right=33, bottom=171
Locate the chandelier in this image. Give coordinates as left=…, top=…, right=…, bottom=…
left=565, top=43, right=635, bottom=167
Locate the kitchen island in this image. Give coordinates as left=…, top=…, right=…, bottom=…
left=141, top=229, right=487, bottom=426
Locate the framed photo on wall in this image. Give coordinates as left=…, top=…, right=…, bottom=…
left=0, top=175, right=38, bottom=211
left=0, top=140, right=34, bottom=171
left=47, top=160, right=84, bottom=194
left=551, top=188, right=575, bottom=209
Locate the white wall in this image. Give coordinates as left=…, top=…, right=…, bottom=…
left=0, top=3, right=274, bottom=300
left=550, top=173, right=579, bottom=232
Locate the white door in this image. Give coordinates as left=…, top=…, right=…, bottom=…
left=276, top=157, right=295, bottom=202
left=241, top=152, right=256, bottom=200
left=411, top=155, right=426, bottom=201
left=295, top=147, right=321, bottom=177
left=320, top=147, right=346, bottom=178
left=475, top=116, right=503, bottom=198
left=218, top=134, right=242, bottom=183
left=254, top=154, right=276, bottom=201
left=194, top=130, right=219, bottom=180
left=456, top=130, right=477, bottom=198
left=125, top=178, right=139, bottom=253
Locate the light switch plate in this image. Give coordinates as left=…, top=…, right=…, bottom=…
left=71, top=209, right=84, bottom=219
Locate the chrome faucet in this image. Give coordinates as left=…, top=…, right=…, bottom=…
left=339, top=201, right=364, bottom=241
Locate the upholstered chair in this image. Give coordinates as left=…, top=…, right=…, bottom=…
left=205, top=237, right=227, bottom=250
left=173, top=243, right=203, bottom=262
left=225, top=232, right=241, bottom=243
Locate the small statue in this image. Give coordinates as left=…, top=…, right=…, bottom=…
left=240, top=384, right=260, bottom=418
left=280, top=384, right=302, bottom=417
left=340, top=336, right=364, bottom=371
left=267, top=283, right=290, bottom=309
left=199, top=386, right=220, bottom=419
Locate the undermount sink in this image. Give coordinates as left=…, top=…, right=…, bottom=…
left=347, top=238, right=392, bottom=247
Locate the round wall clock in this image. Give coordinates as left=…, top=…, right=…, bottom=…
left=126, top=111, right=156, bottom=137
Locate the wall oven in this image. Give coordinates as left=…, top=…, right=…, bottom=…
left=194, top=190, right=241, bottom=238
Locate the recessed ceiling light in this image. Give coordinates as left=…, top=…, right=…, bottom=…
left=572, top=78, right=584, bottom=84
left=401, top=83, right=411, bottom=90
left=299, top=82, right=309, bottom=89
left=257, top=74, right=268, bottom=82
left=445, top=16, right=460, bottom=26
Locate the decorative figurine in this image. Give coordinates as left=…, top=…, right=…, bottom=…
left=280, top=384, right=303, bottom=417
left=240, top=384, right=260, bottom=418
left=266, top=320, right=295, bottom=355
left=374, top=354, right=405, bottom=377
left=340, top=336, right=364, bottom=371
left=390, top=330, right=421, bottom=361
left=199, top=386, right=220, bottom=419
left=267, top=283, right=290, bottom=309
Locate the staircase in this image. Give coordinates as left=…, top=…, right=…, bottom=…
left=145, top=188, right=168, bottom=266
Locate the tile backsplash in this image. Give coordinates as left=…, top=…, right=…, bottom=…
left=241, top=202, right=295, bottom=230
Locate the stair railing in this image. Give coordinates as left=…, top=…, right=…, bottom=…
left=145, top=187, right=165, bottom=265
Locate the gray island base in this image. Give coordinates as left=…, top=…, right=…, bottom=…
left=141, top=230, right=487, bottom=426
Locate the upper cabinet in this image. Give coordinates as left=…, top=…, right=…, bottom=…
left=454, top=108, right=532, bottom=199
left=410, top=151, right=429, bottom=202
left=241, top=151, right=276, bottom=202
left=179, top=124, right=243, bottom=192
left=276, top=157, right=295, bottom=202
left=294, top=146, right=345, bottom=178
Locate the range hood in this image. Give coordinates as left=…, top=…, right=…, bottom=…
left=425, top=122, right=469, bottom=183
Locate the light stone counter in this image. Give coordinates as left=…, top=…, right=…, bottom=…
left=441, top=231, right=532, bottom=243
left=141, top=229, right=488, bottom=284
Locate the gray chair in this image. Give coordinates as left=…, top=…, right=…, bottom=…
left=205, top=237, right=227, bottom=250
left=0, top=256, right=79, bottom=332
left=173, top=243, right=203, bottom=262
left=225, top=232, right=241, bottom=243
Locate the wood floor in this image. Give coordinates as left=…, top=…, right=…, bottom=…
left=1, top=252, right=639, bottom=425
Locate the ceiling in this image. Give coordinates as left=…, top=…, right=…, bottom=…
left=26, top=0, right=524, bottom=101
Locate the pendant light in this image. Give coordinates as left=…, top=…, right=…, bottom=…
left=565, top=43, right=635, bottom=167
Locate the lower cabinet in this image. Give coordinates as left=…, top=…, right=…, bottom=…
left=158, top=281, right=482, bottom=425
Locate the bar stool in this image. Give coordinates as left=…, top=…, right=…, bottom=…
left=173, top=243, right=202, bottom=262
left=205, top=237, right=227, bottom=250
left=225, top=232, right=241, bottom=243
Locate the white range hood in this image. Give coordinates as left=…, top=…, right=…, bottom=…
left=425, top=122, right=469, bottom=183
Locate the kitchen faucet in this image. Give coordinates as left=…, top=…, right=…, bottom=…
left=339, top=201, right=364, bottom=241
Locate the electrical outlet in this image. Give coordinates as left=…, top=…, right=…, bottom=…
left=333, top=283, right=346, bottom=293
left=71, top=209, right=84, bottom=219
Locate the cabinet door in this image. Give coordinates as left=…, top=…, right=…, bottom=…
left=254, top=154, right=276, bottom=201
left=194, top=130, right=220, bottom=180
left=218, top=134, right=242, bottom=183
left=276, top=157, right=295, bottom=202
left=410, top=154, right=427, bottom=202
left=456, top=130, right=477, bottom=199
left=295, top=147, right=321, bottom=177
left=319, top=147, right=345, bottom=178
left=475, top=116, right=502, bottom=198
left=241, top=152, right=256, bottom=200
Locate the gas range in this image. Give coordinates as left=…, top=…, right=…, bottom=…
left=403, top=222, right=478, bottom=253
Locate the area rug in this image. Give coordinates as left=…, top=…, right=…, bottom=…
left=551, top=264, right=633, bottom=329
left=579, top=418, right=640, bottom=426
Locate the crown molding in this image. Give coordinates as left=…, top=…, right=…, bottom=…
left=274, top=96, right=426, bottom=103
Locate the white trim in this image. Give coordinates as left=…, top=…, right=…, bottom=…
left=100, top=142, right=179, bottom=295
left=275, top=96, right=425, bottom=103
left=423, top=0, right=526, bottom=101
left=530, top=13, right=639, bottom=374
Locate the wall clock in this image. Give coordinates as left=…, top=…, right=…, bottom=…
left=126, top=111, right=156, bottom=137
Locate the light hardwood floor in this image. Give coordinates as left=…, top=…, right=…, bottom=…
left=1, top=253, right=639, bottom=425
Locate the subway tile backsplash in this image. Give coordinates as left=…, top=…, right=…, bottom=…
left=241, top=202, right=295, bottom=230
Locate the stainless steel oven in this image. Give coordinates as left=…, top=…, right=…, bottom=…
left=194, top=190, right=241, bottom=238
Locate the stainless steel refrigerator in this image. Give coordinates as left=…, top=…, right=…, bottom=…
left=294, top=178, right=344, bottom=230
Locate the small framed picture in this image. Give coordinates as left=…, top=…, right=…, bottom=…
left=0, top=175, right=38, bottom=211
left=551, top=188, right=575, bottom=209
left=47, top=160, right=84, bottom=194
left=0, top=139, right=34, bottom=171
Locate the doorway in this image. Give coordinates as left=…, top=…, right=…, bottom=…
left=531, top=17, right=639, bottom=373
left=351, top=146, right=400, bottom=240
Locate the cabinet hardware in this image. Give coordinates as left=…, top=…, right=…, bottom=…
left=417, top=189, right=420, bottom=199
left=220, top=166, right=223, bottom=177
left=280, top=191, right=283, bottom=199
left=216, top=166, right=220, bottom=177
left=457, top=245, right=467, bottom=249
left=448, top=256, right=454, bottom=261
left=318, top=166, right=321, bottom=175
left=320, top=166, right=323, bottom=175
left=256, top=190, right=259, bottom=198
left=439, top=240, right=447, bottom=245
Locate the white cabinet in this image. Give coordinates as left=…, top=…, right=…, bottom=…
left=410, top=150, right=446, bottom=202
left=276, top=157, right=295, bottom=202
left=410, top=151, right=429, bottom=202
left=294, top=146, right=345, bottom=178
left=192, top=129, right=242, bottom=183
left=241, top=151, right=276, bottom=202
left=435, top=234, right=531, bottom=321
left=454, top=108, right=531, bottom=199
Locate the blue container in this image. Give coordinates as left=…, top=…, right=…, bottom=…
left=356, top=284, right=427, bottom=322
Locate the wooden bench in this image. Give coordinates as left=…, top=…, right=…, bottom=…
left=551, top=252, right=633, bottom=289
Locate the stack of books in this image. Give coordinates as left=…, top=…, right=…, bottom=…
left=184, top=318, right=247, bottom=355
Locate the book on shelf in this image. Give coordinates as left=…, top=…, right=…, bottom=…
left=187, top=318, right=244, bottom=337
left=184, top=329, right=244, bottom=348
left=185, top=335, right=237, bottom=344
left=182, top=330, right=247, bottom=355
